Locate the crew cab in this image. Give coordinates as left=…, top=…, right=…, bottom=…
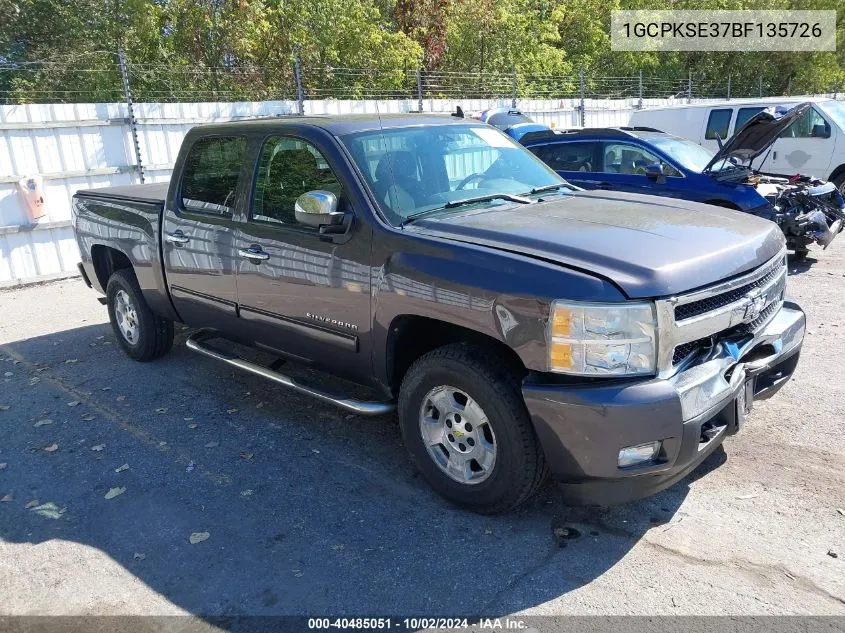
left=72, top=115, right=805, bottom=513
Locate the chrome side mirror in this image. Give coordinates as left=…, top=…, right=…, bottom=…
left=294, top=191, right=344, bottom=228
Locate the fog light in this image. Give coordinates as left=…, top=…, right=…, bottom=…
left=618, top=441, right=660, bottom=468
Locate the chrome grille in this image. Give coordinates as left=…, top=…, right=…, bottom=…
left=655, top=250, right=788, bottom=376
left=674, top=264, right=783, bottom=321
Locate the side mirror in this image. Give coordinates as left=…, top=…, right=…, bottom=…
left=811, top=123, right=830, bottom=139
left=294, top=191, right=344, bottom=229
left=645, top=163, right=666, bottom=184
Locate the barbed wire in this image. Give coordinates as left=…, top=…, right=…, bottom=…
left=0, top=60, right=842, bottom=105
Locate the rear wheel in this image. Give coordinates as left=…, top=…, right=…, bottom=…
left=106, top=269, right=174, bottom=361
left=398, top=343, right=547, bottom=514
left=833, top=173, right=845, bottom=196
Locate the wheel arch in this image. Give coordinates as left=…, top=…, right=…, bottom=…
left=385, top=314, right=526, bottom=397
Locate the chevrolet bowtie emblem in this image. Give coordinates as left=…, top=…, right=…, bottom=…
left=743, top=290, right=767, bottom=323
left=453, top=429, right=464, bottom=438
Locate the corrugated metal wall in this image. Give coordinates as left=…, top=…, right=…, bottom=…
left=0, top=95, right=729, bottom=286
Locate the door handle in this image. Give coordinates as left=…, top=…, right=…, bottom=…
left=596, top=182, right=613, bottom=189
left=772, top=151, right=777, bottom=160
left=238, top=246, right=270, bottom=261
left=165, top=231, right=190, bottom=245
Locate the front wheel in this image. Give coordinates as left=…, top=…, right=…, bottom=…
left=398, top=343, right=547, bottom=514
left=106, top=268, right=174, bottom=361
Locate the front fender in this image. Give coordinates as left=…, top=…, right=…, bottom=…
left=371, top=232, right=625, bottom=384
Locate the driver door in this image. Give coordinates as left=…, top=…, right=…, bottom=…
left=234, top=133, right=372, bottom=380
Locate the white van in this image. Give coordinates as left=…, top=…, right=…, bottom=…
left=629, top=98, right=845, bottom=192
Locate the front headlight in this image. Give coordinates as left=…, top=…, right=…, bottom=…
left=548, top=300, right=658, bottom=376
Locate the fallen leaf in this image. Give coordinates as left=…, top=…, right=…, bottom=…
left=44, top=443, right=59, bottom=453
left=35, top=367, right=49, bottom=373
left=67, top=401, right=81, bottom=407
left=240, top=451, right=254, bottom=460
left=256, top=401, right=265, bottom=409
left=226, top=408, right=238, bottom=414
left=115, top=463, right=129, bottom=473
left=154, top=407, right=168, bottom=414
left=185, top=461, right=195, bottom=473
left=736, top=493, right=759, bottom=500
left=34, top=419, right=53, bottom=427
left=189, top=531, right=210, bottom=544
left=81, top=414, right=95, bottom=422
left=116, top=395, right=126, bottom=401
left=183, top=417, right=194, bottom=422
left=837, top=508, right=845, bottom=517
left=0, top=463, right=6, bottom=470
left=133, top=552, right=146, bottom=561
left=64, top=359, right=78, bottom=364
left=101, top=387, right=111, bottom=391
left=3, top=372, right=13, bottom=377
left=104, top=487, right=126, bottom=500
left=187, top=423, right=198, bottom=429
left=204, top=441, right=219, bottom=448
left=331, top=544, right=344, bottom=551
left=1, top=494, right=12, bottom=502
left=25, top=500, right=39, bottom=509
left=828, top=550, right=839, bottom=559
left=31, top=502, right=66, bottom=519
left=29, top=377, right=40, bottom=385
left=484, top=529, right=493, bottom=535
left=312, top=449, right=320, bottom=454
left=96, top=336, right=105, bottom=340
left=0, top=405, right=9, bottom=411
left=91, top=444, right=105, bottom=452
left=240, top=489, right=254, bottom=497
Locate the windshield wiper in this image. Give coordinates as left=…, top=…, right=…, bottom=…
left=400, top=193, right=531, bottom=226
left=444, top=193, right=532, bottom=208
left=528, top=183, right=571, bottom=195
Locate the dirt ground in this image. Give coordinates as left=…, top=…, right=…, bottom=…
left=0, top=243, right=843, bottom=621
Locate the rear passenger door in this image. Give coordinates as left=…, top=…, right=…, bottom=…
left=162, top=134, right=248, bottom=329
left=528, top=142, right=600, bottom=189
left=234, top=132, right=372, bottom=381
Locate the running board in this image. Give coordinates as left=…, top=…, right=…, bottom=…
left=185, top=330, right=396, bottom=416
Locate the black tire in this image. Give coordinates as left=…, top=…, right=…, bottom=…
left=398, top=343, right=547, bottom=514
left=106, top=268, right=174, bottom=362
left=791, top=248, right=809, bottom=263
left=832, top=172, right=845, bottom=196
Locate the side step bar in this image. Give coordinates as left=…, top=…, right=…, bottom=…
left=185, top=330, right=396, bottom=416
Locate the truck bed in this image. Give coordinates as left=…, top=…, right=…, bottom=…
left=74, top=181, right=170, bottom=205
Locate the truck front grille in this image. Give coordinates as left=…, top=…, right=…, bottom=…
left=674, top=264, right=783, bottom=321
left=657, top=250, right=788, bottom=373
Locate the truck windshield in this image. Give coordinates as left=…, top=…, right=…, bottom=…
left=340, top=123, right=566, bottom=225
left=647, top=135, right=715, bottom=173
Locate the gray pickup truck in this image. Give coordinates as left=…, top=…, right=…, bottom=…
left=72, top=114, right=805, bottom=513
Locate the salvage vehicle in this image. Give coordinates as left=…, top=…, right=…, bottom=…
left=465, top=106, right=549, bottom=141
left=629, top=97, right=845, bottom=193
left=521, top=106, right=845, bottom=260
left=72, top=114, right=805, bottom=513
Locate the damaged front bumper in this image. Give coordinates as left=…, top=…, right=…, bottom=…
left=523, top=301, right=805, bottom=506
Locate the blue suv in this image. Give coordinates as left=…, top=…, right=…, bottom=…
left=520, top=127, right=770, bottom=213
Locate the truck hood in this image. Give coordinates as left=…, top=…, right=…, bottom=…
left=409, top=190, right=785, bottom=298
left=703, top=102, right=811, bottom=174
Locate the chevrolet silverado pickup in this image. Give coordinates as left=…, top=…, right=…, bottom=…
left=72, top=114, right=806, bottom=513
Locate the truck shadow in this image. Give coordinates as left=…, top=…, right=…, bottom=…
left=0, top=323, right=723, bottom=618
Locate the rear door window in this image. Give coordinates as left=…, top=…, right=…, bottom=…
left=530, top=142, right=598, bottom=172
left=705, top=109, right=733, bottom=141
left=181, top=136, right=247, bottom=216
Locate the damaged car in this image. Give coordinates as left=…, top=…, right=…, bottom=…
left=520, top=102, right=845, bottom=260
